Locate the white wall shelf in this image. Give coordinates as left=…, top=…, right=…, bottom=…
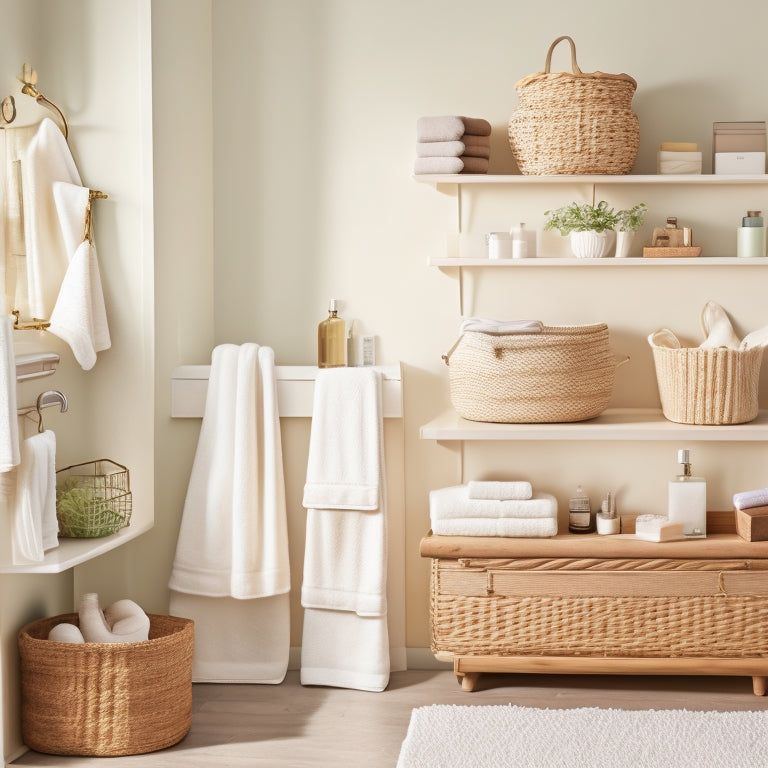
left=0, top=520, right=153, bottom=575
left=414, top=173, right=768, bottom=186
left=428, top=256, right=768, bottom=267
left=421, top=408, right=768, bottom=442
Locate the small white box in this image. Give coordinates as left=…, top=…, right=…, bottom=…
left=657, top=151, right=702, bottom=174
left=714, top=152, right=766, bottom=175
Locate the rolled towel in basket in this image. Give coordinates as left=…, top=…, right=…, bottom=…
left=467, top=480, right=533, bottom=501
left=459, top=317, right=543, bottom=335
left=432, top=516, right=558, bottom=537
left=734, top=488, right=768, bottom=511
left=430, top=486, right=557, bottom=521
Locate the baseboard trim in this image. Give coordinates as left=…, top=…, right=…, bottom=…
left=288, top=646, right=451, bottom=671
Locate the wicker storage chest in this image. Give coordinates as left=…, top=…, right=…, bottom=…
left=420, top=513, right=768, bottom=693
left=19, top=613, right=193, bottom=756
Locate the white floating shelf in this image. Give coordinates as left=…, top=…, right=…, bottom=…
left=428, top=257, right=768, bottom=267
left=413, top=173, right=768, bottom=185
left=420, top=408, right=768, bottom=442
left=171, top=364, right=403, bottom=419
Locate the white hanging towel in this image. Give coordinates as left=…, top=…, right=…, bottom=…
left=47, top=182, right=110, bottom=370
left=0, top=314, right=19, bottom=473
left=301, top=368, right=390, bottom=692
left=11, top=430, right=58, bottom=563
left=169, top=343, right=290, bottom=683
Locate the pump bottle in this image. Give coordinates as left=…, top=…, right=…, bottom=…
left=318, top=300, right=346, bottom=368
left=668, top=449, right=706, bottom=537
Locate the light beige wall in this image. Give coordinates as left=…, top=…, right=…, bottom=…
left=200, top=0, right=768, bottom=652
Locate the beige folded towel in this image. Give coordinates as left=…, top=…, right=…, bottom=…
left=416, top=116, right=492, bottom=142
left=460, top=156, right=489, bottom=174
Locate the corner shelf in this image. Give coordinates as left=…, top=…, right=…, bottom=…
left=420, top=408, right=768, bottom=442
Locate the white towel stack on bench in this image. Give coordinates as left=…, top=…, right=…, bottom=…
left=430, top=481, right=558, bottom=537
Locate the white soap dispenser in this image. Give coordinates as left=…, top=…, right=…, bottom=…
left=668, top=449, right=706, bottom=537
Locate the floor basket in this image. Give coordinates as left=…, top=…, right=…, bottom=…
left=19, top=613, right=193, bottom=756
left=444, top=323, right=621, bottom=423
left=649, top=341, right=763, bottom=425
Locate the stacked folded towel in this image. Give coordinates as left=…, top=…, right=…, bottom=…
left=414, top=116, right=492, bottom=175
left=734, top=488, right=768, bottom=511
left=430, top=481, right=558, bottom=537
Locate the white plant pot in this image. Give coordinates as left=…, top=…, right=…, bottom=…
left=570, top=230, right=615, bottom=259
left=615, top=230, right=634, bottom=258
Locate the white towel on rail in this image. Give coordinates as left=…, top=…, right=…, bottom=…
left=47, top=182, right=111, bottom=370
left=301, top=367, right=389, bottom=691
left=11, top=430, right=58, bottom=563
left=0, top=314, right=19, bottom=473
left=301, top=368, right=387, bottom=616
left=169, top=343, right=290, bottom=598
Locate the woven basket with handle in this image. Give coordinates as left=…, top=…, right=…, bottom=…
left=443, top=323, right=621, bottom=423
left=508, top=36, right=640, bottom=175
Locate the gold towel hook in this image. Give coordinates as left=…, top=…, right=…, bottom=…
left=18, top=63, right=68, bottom=139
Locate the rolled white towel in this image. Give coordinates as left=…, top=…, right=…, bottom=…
left=467, top=480, right=532, bottom=501
left=734, top=488, right=768, bottom=511
left=430, top=486, right=557, bottom=521
left=432, top=516, right=558, bottom=538
left=459, top=317, right=543, bottom=335
left=48, top=622, right=85, bottom=643
left=79, top=593, right=150, bottom=643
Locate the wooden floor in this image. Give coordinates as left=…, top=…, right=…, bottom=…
left=12, top=669, right=768, bottom=767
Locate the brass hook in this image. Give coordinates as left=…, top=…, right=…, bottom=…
left=18, top=63, right=68, bottom=139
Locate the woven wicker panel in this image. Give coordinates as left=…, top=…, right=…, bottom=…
left=650, top=343, right=763, bottom=425
left=446, top=324, right=618, bottom=423
left=19, top=614, right=193, bottom=756
left=508, top=37, right=639, bottom=175
left=430, top=559, right=768, bottom=659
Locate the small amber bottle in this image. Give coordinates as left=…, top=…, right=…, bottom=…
left=318, top=300, right=346, bottom=368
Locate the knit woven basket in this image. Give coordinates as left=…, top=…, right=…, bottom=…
left=19, top=613, right=193, bottom=756
left=443, top=323, right=621, bottom=423
left=649, top=338, right=764, bottom=425
left=508, top=36, right=640, bottom=175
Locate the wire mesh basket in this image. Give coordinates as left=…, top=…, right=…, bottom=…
left=55, top=459, right=132, bottom=538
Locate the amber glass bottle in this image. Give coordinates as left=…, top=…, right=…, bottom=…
left=318, top=300, right=346, bottom=368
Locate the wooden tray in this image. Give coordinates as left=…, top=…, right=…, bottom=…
left=643, top=246, right=702, bottom=258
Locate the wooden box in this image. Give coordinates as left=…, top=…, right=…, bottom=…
left=736, top=505, right=768, bottom=542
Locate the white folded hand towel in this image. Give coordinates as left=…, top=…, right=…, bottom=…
left=416, top=140, right=466, bottom=158
left=733, top=488, right=768, bottom=511
left=467, top=480, right=533, bottom=501
left=11, top=430, right=57, bottom=563
left=432, top=516, right=558, bottom=537
left=430, top=486, right=557, bottom=521
left=0, top=314, right=20, bottom=473
left=460, top=317, right=544, bottom=335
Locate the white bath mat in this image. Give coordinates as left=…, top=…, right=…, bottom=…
left=396, top=703, right=768, bottom=768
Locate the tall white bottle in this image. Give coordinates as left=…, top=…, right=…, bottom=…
left=668, top=449, right=706, bottom=537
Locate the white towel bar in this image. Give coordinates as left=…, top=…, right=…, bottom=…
left=171, top=364, right=402, bottom=419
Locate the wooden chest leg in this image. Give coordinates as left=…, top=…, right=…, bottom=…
left=752, top=676, right=768, bottom=696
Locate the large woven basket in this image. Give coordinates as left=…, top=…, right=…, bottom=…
left=649, top=337, right=764, bottom=425
left=444, top=323, right=621, bottom=423
left=19, top=613, right=193, bottom=756
left=508, top=36, right=640, bottom=175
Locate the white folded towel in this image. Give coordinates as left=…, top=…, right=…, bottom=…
left=19, top=118, right=82, bottom=321
left=468, top=480, right=533, bottom=501
left=432, top=517, right=558, bottom=537
left=430, top=486, right=556, bottom=521
left=416, top=116, right=492, bottom=142
left=11, top=430, right=57, bottom=563
left=169, top=343, right=290, bottom=599
left=416, top=140, right=466, bottom=158
left=734, top=488, right=768, bottom=511
left=47, top=182, right=111, bottom=370
left=459, top=317, right=544, bottom=335
left=0, top=314, right=20, bottom=472
left=302, top=368, right=387, bottom=616
left=413, top=156, right=464, bottom=175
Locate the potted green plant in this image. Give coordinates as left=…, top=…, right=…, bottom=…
left=615, top=202, right=648, bottom=258
left=544, top=200, right=618, bottom=258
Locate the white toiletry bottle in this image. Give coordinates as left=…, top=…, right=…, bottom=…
left=668, top=449, right=706, bottom=537
left=737, top=211, right=766, bottom=258
left=511, top=223, right=529, bottom=259
left=568, top=484, right=594, bottom=534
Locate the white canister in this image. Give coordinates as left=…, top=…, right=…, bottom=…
left=511, top=223, right=529, bottom=259
left=737, top=211, right=766, bottom=258
left=486, top=232, right=513, bottom=259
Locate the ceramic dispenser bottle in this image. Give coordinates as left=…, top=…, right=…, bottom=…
left=737, top=211, right=766, bottom=258
left=668, top=449, right=706, bottom=537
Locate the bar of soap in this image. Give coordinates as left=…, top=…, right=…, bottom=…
left=635, top=514, right=686, bottom=542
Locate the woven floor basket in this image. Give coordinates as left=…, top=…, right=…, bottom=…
left=649, top=340, right=764, bottom=425
left=19, top=613, right=193, bottom=756
left=430, top=558, right=768, bottom=660
left=444, top=323, right=619, bottom=423
left=508, top=36, right=639, bottom=175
